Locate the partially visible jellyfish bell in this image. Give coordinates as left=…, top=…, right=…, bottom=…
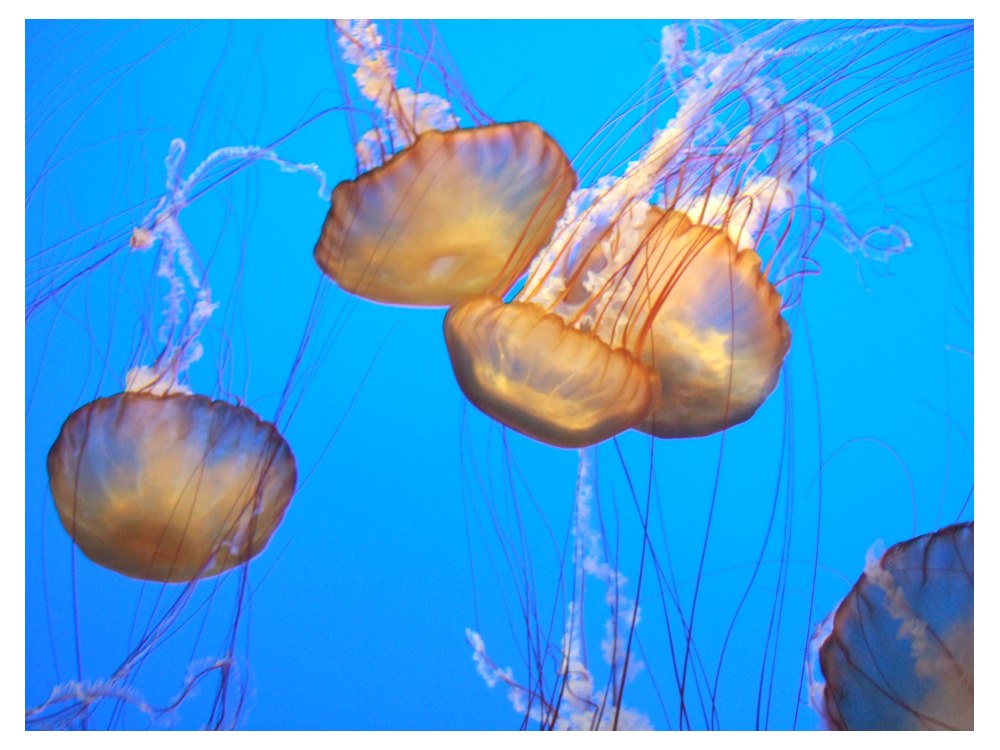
left=47, top=390, right=296, bottom=582
left=810, top=522, right=973, bottom=730
left=315, top=20, right=576, bottom=306
left=445, top=27, right=811, bottom=447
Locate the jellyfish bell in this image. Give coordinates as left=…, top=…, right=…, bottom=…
left=314, top=19, right=576, bottom=307
left=640, top=222, right=789, bottom=437
left=809, top=522, right=974, bottom=730
left=316, top=122, right=576, bottom=306
left=444, top=293, right=661, bottom=448
left=573, top=202, right=791, bottom=439
left=48, top=390, right=296, bottom=583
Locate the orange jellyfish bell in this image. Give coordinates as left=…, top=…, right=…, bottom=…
left=444, top=294, right=660, bottom=448
left=811, top=522, right=974, bottom=730
left=619, top=206, right=790, bottom=438
left=316, top=121, right=575, bottom=306
left=47, top=391, right=296, bottom=582
left=315, top=20, right=575, bottom=306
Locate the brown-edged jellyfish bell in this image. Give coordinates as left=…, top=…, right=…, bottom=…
left=314, top=20, right=576, bottom=306
left=444, top=30, right=820, bottom=448
left=809, top=522, right=973, bottom=730
left=48, top=392, right=296, bottom=582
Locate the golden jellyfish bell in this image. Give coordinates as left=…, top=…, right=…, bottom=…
left=620, top=207, right=790, bottom=438
left=444, top=294, right=660, bottom=448
left=315, top=122, right=575, bottom=306
left=47, top=392, right=296, bottom=583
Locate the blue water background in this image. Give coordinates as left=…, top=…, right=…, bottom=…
left=25, top=20, right=973, bottom=730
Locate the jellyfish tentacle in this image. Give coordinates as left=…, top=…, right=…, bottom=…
left=126, top=139, right=329, bottom=395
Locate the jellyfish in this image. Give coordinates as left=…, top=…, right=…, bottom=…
left=809, top=522, right=973, bottom=730
left=43, top=127, right=324, bottom=583
left=314, top=19, right=576, bottom=306
left=30, top=131, right=329, bottom=725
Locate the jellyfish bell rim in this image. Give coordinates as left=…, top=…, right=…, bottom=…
left=314, top=120, right=577, bottom=308
left=46, top=390, right=298, bottom=583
